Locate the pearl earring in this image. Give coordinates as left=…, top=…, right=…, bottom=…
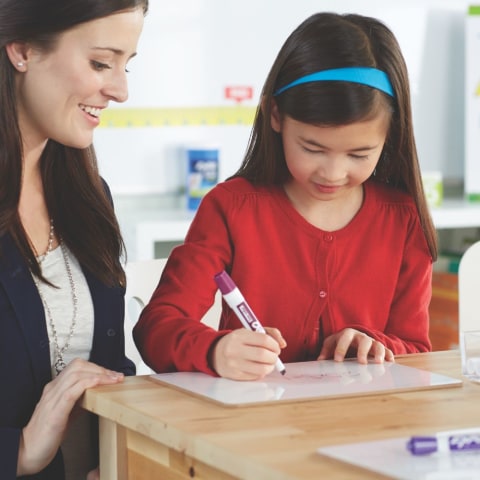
left=17, top=62, right=24, bottom=67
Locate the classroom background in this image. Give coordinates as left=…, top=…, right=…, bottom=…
left=94, top=0, right=480, bottom=351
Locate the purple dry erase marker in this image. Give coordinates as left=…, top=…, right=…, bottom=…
left=407, top=429, right=480, bottom=455
left=214, top=270, right=286, bottom=375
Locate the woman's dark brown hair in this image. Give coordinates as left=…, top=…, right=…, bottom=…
left=0, top=0, right=149, bottom=286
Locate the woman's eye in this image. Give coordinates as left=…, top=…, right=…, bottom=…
left=91, top=60, right=111, bottom=71
left=350, top=154, right=369, bottom=160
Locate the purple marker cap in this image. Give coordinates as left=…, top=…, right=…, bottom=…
left=406, top=437, right=438, bottom=455
left=214, top=271, right=236, bottom=295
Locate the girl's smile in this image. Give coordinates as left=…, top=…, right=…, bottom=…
left=313, top=183, right=344, bottom=194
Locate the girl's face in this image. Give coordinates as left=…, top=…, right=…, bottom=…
left=14, top=8, right=144, bottom=151
left=271, top=109, right=389, bottom=206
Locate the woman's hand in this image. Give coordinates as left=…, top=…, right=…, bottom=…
left=87, top=466, right=100, bottom=480
left=212, top=327, right=286, bottom=381
left=17, top=358, right=125, bottom=476
left=317, top=328, right=394, bottom=364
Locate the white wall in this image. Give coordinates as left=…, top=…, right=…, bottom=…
left=95, top=0, right=471, bottom=195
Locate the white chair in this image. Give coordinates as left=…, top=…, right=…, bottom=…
left=458, top=240, right=480, bottom=336
left=124, top=258, right=222, bottom=374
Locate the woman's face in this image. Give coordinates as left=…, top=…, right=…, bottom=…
left=14, top=8, right=144, bottom=151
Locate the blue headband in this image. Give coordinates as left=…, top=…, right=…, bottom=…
left=274, top=67, right=394, bottom=97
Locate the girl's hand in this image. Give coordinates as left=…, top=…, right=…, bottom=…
left=17, top=358, right=124, bottom=476
left=317, top=328, right=394, bottom=364
left=212, top=328, right=286, bottom=381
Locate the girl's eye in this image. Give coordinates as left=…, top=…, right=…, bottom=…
left=349, top=154, right=370, bottom=160
left=91, top=60, right=112, bottom=71
left=301, top=146, right=324, bottom=154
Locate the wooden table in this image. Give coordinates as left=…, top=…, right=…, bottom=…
left=80, top=351, right=480, bottom=479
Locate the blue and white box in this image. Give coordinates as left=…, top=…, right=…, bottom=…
left=185, top=145, right=219, bottom=210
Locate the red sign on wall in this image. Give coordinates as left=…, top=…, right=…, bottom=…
left=224, top=86, right=254, bottom=103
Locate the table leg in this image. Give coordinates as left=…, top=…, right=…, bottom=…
left=99, top=417, right=128, bottom=480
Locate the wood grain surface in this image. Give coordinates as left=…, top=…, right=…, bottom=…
left=81, top=351, right=480, bottom=480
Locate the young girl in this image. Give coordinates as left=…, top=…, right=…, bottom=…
left=134, top=12, right=437, bottom=382
left=0, top=1, right=147, bottom=478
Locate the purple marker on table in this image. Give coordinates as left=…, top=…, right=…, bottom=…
left=214, top=270, right=286, bottom=375
left=407, top=428, right=480, bottom=455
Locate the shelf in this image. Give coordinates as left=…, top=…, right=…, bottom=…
left=116, top=196, right=480, bottom=261
left=430, top=198, right=480, bottom=229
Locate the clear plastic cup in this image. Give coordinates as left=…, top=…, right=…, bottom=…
left=460, top=331, right=480, bottom=382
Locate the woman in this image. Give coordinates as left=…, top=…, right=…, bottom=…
left=0, top=0, right=148, bottom=478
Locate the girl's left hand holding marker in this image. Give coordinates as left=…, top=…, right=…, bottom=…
left=16, top=358, right=124, bottom=476
left=317, top=328, right=395, bottom=364
left=212, top=327, right=287, bottom=381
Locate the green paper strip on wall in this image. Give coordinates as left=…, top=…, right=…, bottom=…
left=469, top=5, right=480, bottom=15
left=99, top=106, right=257, bottom=128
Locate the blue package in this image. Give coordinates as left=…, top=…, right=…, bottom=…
left=186, top=147, right=219, bottom=210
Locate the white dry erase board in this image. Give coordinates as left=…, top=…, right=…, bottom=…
left=149, top=359, right=462, bottom=407
left=318, top=437, right=480, bottom=480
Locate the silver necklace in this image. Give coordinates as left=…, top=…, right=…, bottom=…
left=38, top=218, right=55, bottom=264
left=34, top=221, right=78, bottom=376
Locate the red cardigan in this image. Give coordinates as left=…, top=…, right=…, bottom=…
left=134, top=178, right=433, bottom=375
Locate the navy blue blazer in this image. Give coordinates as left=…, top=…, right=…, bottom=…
left=0, top=232, right=135, bottom=479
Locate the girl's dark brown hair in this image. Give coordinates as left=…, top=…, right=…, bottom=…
left=233, top=12, right=437, bottom=259
left=0, top=0, right=149, bottom=286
